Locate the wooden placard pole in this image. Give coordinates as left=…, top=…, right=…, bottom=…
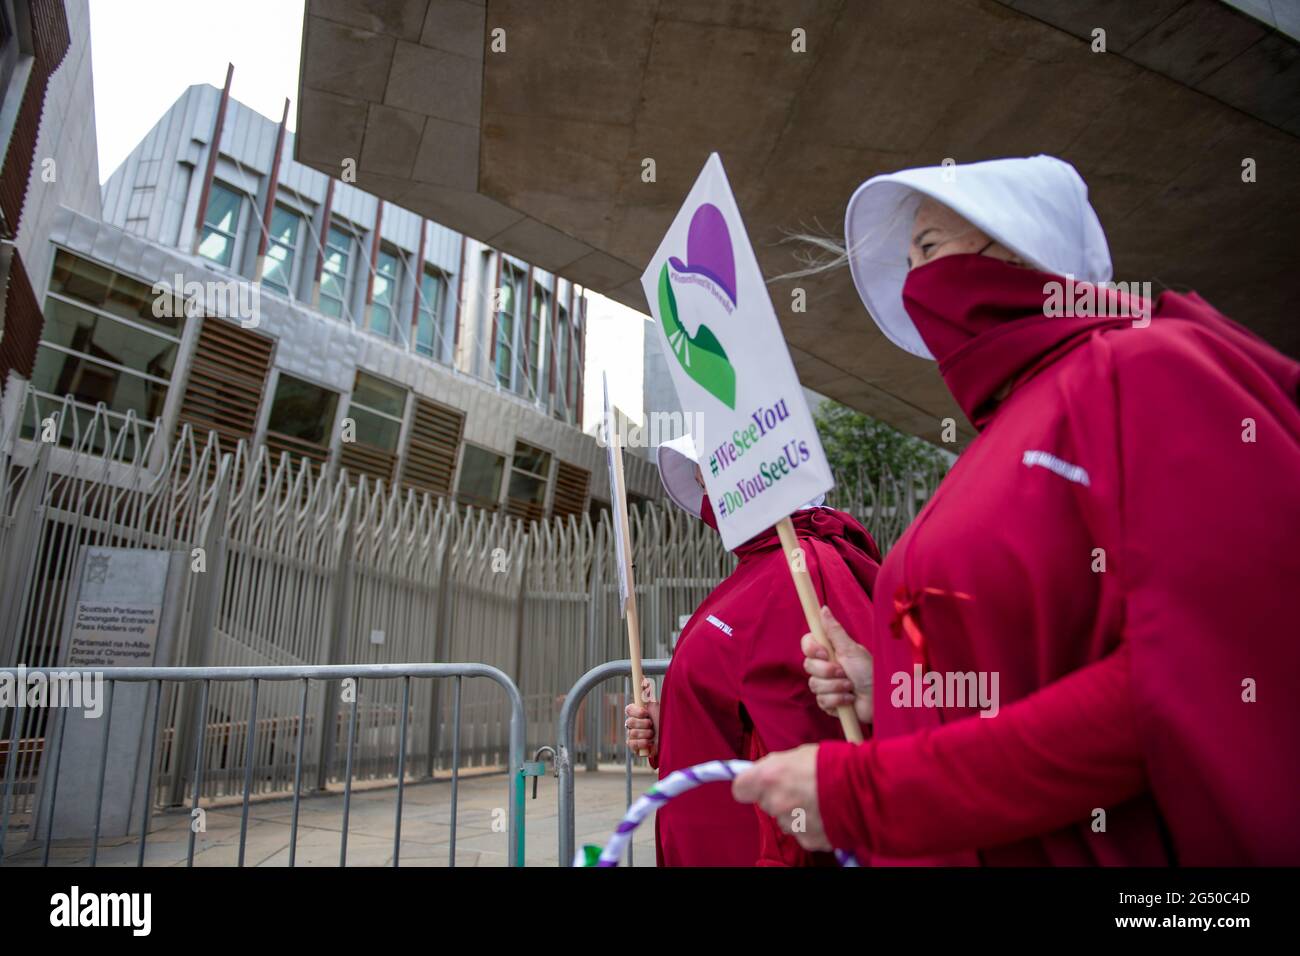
left=775, top=515, right=864, bottom=744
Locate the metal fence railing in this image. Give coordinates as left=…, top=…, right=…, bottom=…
left=0, top=387, right=943, bottom=836
left=556, top=659, right=671, bottom=867
left=0, top=663, right=525, bottom=867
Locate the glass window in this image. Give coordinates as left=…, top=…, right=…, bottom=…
left=414, top=269, right=447, bottom=361
left=266, top=373, right=339, bottom=446
left=456, top=444, right=505, bottom=511
left=26, top=251, right=186, bottom=453
left=198, top=183, right=242, bottom=267
left=41, top=298, right=179, bottom=379
left=495, top=264, right=523, bottom=389
left=30, top=347, right=168, bottom=423
left=507, top=441, right=551, bottom=511
left=554, top=301, right=569, bottom=421
left=367, top=248, right=402, bottom=340
left=320, top=225, right=353, bottom=320
left=347, top=371, right=406, bottom=454
left=49, top=251, right=184, bottom=336
left=529, top=285, right=549, bottom=401
left=572, top=301, right=584, bottom=421
left=262, top=204, right=301, bottom=295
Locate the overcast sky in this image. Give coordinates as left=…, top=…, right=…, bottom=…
left=86, top=0, right=646, bottom=428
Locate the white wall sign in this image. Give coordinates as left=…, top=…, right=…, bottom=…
left=640, top=153, right=833, bottom=550
left=65, top=547, right=171, bottom=667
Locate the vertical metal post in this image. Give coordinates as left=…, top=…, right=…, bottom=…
left=583, top=525, right=603, bottom=772
left=425, top=536, right=455, bottom=777
left=189, top=62, right=234, bottom=254
left=317, top=490, right=356, bottom=790
left=392, top=676, right=410, bottom=867
left=339, top=684, right=360, bottom=867
left=137, top=680, right=165, bottom=867
left=0, top=695, right=20, bottom=863
left=448, top=676, right=461, bottom=867
left=185, top=679, right=211, bottom=866
left=252, top=98, right=291, bottom=283
left=511, top=547, right=529, bottom=726
left=237, top=678, right=259, bottom=866
left=170, top=455, right=232, bottom=805
left=508, top=676, right=525, bottom=868
left=89, top=680, right=116, bottom=867
left=41, top=705, right=70, bottom=867
left=310, top=178, right=336, bottom=309
left=288, top=677, right=308, bottom=867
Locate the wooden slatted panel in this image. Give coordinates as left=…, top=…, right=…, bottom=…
left=174, top=317, right=274, bottom=448
left=503, top=495, right=545, bottom=525
left=340, top=439, right=397, bottom=485
left=400, top=396, right=464, bottom=496
left=264, top=429, right=329, bottom=468
left=551, top=461, right=590, bottom=520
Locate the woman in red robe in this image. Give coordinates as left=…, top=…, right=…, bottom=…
left=625, top=434, right=879, bottom=866
left=733, top=155, right=1300, bottom=865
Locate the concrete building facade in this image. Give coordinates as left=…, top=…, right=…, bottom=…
left=1, top=0, right=101, bottom=390
left=6, top=61, right=660, bottom=520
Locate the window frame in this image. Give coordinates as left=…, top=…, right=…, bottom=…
left=261, top=202, right=304, bottom=297
left=506, top=440, right=553, bottom=515
left=366, top=244, right=404, bottom=343
left=345, top=370, right=408, bottom=456
left=414, top=266, right=449, bottom=363
left=319, top=223, right=357, bottom=321
left=554, top=298, right=570, bottom=422
left=528, top=283, right=551, bottom=403
left=26, top=250, right=190, bottom=452
left=197, top=181, right=246, bottom=269
left=260, top=369, right=344, bottom=460
left=494, top=261, right=526, bottom=390
left=455, top=442, right=507, bottom=512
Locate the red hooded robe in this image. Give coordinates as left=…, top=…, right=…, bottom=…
left=817, top=254, right=1300, bottom=865
left=655, top=501, right=879, bottom=866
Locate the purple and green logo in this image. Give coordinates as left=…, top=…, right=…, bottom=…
left=658, top=203, right=737, bottom=409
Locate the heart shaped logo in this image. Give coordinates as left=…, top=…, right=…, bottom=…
left=659, top=204, right=738, bottom=410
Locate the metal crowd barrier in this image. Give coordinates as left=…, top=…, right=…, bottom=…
left=0, top=663, right=526, bottom=867
left=556, top=658, right=671, bottom=867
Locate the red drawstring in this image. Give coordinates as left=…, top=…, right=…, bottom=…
left=892, top=585, right=973, bottom=668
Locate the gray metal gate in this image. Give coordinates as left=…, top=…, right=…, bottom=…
left=556, top=658, right=671, bottom=867
left=0, top=662, right=526, bottom=867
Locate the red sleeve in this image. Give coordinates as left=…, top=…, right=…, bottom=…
left=740, top=539, right=874, bottom=755
left=817, top=644, right=1144, bottom=858
left=742, top=540, right=875, bottom=866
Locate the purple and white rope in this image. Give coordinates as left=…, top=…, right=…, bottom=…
left=581, top=758, right=859, bottom=867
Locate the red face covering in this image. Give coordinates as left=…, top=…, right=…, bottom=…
left=901, top=254, right=1137, bottom=427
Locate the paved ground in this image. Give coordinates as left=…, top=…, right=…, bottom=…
left=1, top=764, right=659, bottom=867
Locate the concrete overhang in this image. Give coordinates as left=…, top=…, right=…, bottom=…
left=296, top=0, right=1300, bottom=441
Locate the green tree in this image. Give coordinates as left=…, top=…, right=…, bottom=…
left=813, top=400, right=948, bottom=484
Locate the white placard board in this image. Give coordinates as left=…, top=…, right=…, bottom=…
left=602, top=372, right=632, bottom=616
left=640, top=153, right=833, bottom=550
